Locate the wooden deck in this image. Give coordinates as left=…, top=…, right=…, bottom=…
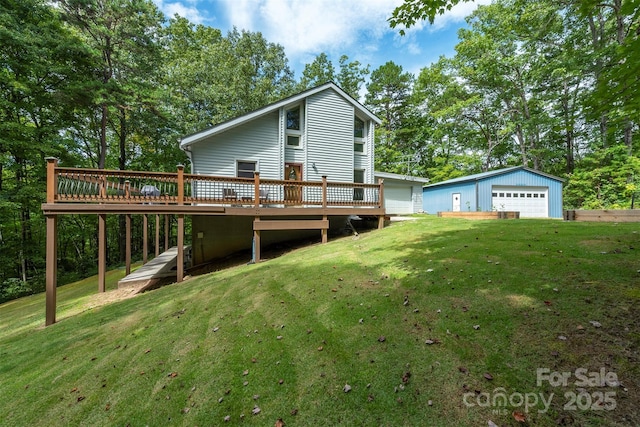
left=42, top=159, right=386, bottom=325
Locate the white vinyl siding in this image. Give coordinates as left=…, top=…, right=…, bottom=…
left=306, top=89, right=353, bottom=183
left=190, top=112, right=280, bottom=179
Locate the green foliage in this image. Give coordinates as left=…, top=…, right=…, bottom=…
left=389, top=0, right=472, bottom=30
left=564, top=145, right=640, bottom=209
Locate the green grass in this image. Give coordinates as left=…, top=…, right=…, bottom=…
left=1, top=216, right=638, bottom=426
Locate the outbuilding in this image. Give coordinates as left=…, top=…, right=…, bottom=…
left=422, top=166, right=564, bottom=218
left=374, top=171, right=429, bottom=215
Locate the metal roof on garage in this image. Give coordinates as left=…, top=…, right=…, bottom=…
left=424, top=166, right=564, bottom=188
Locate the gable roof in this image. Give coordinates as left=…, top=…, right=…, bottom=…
left=424, top=166, right=564, bottom=188
left=374, top=171, right=430, bottom=185
left=180, top=82, right=381, bottom=149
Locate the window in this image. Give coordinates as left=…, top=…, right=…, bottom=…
left=353, top=169, right=365, bottom=201
left=492, top=192, right=497, bottom=197
left=354, top=117, right=364, bottom=138
left=287, top=106, right=300, bottom=130
left=354, top=116, right=365, bottom=154
left=237, top=161, right=256, bottom=178
left=286, top=105, right=303, bottom=148
left=540, top=193, right=545, bottom=198
left=287, top=135, right=300, bottom=147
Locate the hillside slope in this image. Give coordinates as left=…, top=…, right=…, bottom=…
left=1, top=217, right=638, bottom=426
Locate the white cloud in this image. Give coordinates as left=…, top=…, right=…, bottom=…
left=216, top=0, right=402, bottom=67
left=154, top=0, right=207, bottom=24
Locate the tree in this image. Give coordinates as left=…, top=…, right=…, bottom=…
left=365, top=61, right=416, bottom=173
left=162, top=19, right=295, bottom=134
left=298, top=53, right=335, bottom=91
left=389, top=0, right=474, bottom=30
left=336, top=55, right=370, bottom=100
left=0, top=0, right=92, bottom=298
left=57, top=0, right=165, bottom=170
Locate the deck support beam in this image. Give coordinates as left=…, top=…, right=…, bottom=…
left=155, top=214, right=160, bottom=257
left=177, top=214, right=184, bottom=282
left=98, top=214, right=106, bottom=293
left=45, top=215, right=57, bottom=326
left=143, top=214, right=148, bottom=264
left=125, top=214, right=131, bottom=276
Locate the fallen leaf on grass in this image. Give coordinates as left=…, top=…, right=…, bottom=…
left=378, top=336, right=386, bottom=342
left=513, top=410, right=527, bottom=422
left=483, top=373, right=493, bottom=381
left=473, top=325, right=480, bottom=330
left=402, top=372, right=411, bottom=383
left=589, top=320, right=602, bottom=328
left=168, top=372, right=178, bottom=378
left=223, top=415, right=231, bottom=422
left=243, top=370, right=249, bottom=376
left=544, top=300, right=552, bottom=306
left=343, top=384, right=352, bottom=393
left=252, top=406, right=261, bottom=415
left=290, top=408, right=298, bottom=416
left=458, top=366, right=468, bottom=374
left=70, top=387, right=78, bottom=393
left=76, top=396, right=85, bottom=403
left=275, top=418, right=285, bottom=427
left=487, top=421, right=498, bottom=427
left=105, top=403, right=111, bottom=411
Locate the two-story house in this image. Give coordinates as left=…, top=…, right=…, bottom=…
left=179, top=82, right=384, bottom=264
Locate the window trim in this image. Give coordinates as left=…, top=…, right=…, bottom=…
left=236, top=160, right=257, bottom=178
left=286, top=104, right=303, bottom=149
left=354, top=116, right=366, bottom=155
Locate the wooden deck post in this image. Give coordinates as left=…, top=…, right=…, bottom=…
left=125, top=214, right=131, bottom=275
left=143, top=214, right=148, bottom=264
left=164, top=214, right=169, bottom=251
left=322, top=176, right=327, bottom=208
left=45, top=158, right=58, bottom=325
left=45, top=215, right=57, bottom=325
left=98, top=213, right=106, bottom=292
left=378, top=178, right=385, bottom=229
left=45, top=157, right=58, bottom=204
left=254, top=171, right=260, bottom=208
left=155, top=214, right=160, bottom=256
left=321, top=215, right=328, bottom=243
left=177, top=214, right=184, bottom=282
left=176, top=165, right=184, bottom=282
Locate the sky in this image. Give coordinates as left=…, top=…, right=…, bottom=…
left=152, top=0, right=492, bottom=79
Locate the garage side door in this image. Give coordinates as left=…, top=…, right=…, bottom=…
left=491, top=186, right=548, bottom=218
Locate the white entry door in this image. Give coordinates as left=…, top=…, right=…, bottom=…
left=452, top=193, right=461, bottom=212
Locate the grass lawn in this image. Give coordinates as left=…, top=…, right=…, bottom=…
left=0, top=216, right=638, bottom=426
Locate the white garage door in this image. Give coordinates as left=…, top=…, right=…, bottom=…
left=491, top=186, right=548, bottom=218
left=385, top=185, right=413, bottom=215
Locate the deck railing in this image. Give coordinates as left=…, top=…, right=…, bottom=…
left=46, top=159, right=383, bottom=208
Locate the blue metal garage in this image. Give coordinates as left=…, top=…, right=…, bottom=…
left=422, top=166, right=564, bottom=218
